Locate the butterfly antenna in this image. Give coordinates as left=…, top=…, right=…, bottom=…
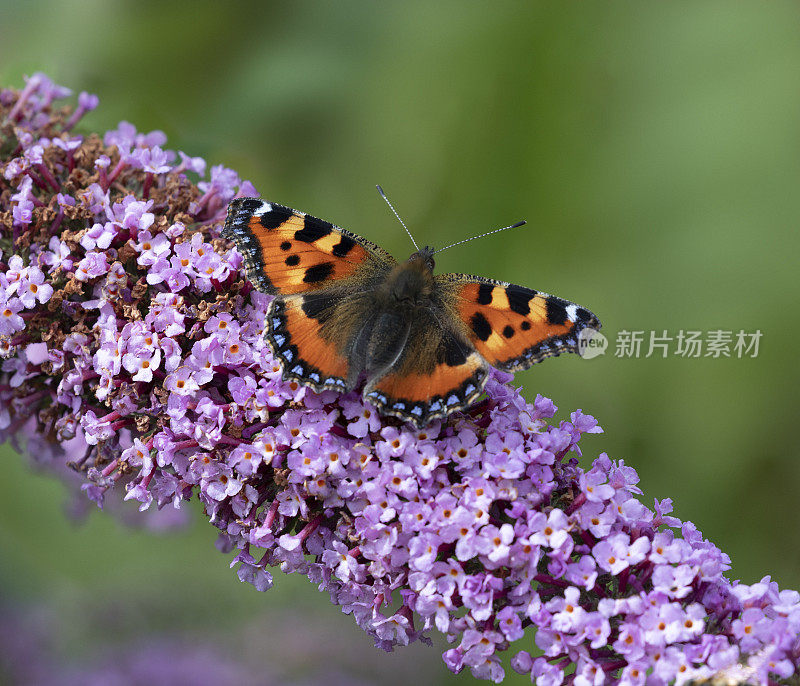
left=434, top=220, right=526, bottom=254
left=376, top=185, right=419, bottom=251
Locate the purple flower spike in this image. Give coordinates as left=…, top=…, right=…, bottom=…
left=2, top=75, right=799, bottom=685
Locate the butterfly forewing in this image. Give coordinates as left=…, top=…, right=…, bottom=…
left=438, top=274, right=601, bottom=371
left=222, top=198, right=395, bottom=295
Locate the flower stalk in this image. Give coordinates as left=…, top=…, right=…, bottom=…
left=1, top=74, right=799, bottom=685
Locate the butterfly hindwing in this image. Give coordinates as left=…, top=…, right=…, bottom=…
left=438, top=274, right=601, bottom=371
left=364, top=307, right=489, bottom=426
left=265, top=294, right=351, bottom=393
left=222, top=198, right=395, bottom=295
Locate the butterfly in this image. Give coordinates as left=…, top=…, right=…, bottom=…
left=222, top=194, right=601, bottom=427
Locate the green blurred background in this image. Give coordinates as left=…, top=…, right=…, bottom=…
left=1, top=2, right=799, bottom=684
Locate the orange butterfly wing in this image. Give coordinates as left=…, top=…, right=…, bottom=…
left=363, top=307, right=489, bottom=426
left=438, top=275, right=601, bottom=371
left=222, top=198, right=394, bottom=295
left=265, top=294, right=351, bottom=392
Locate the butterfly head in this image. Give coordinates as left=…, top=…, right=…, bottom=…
left=410, top=245, right=436, bottom=272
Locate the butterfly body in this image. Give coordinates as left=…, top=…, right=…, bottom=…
left=223, top=197, right=601, bottom=427
left=352, top=249, right=434, bottom=370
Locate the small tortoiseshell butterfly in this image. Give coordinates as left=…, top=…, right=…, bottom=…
left=222, top=194, right=601, bottom=427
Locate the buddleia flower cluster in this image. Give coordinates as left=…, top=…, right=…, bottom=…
left=2, top=74, right=799, bottom=685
